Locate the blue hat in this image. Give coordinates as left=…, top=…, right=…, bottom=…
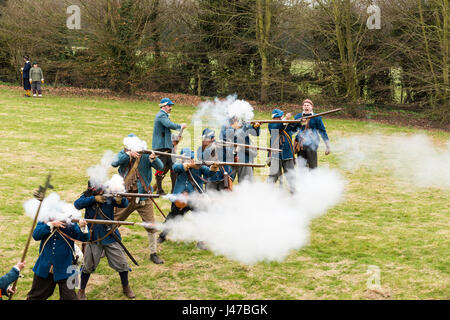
left=294, top=113, right=303, bottom=120
left=128, top=133, right=137, bottom=137
left=272, top=109, right=284, bottom=119
left=202, top=128, right=215, bottom=140
left=159, top=98, right=174, bottom=107
left=181, top=147, right=194, bottom=159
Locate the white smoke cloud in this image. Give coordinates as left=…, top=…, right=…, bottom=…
left=123, top=135, right=147, bottom=152
left=193, top=94, right=254, bottom=127
left=164, top=167, right=346, bottom=265
left=103, top=174, right=126, bottom=194
left=87, top=150, right=117, bottom=189
left=334, top=134, right=450, bottom=188
left=24, top=192, right=82, bottom=223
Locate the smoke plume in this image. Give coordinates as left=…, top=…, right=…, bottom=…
left=334, top=134, right=450, bottom=188
left=86, top=150, right=117, bottom=189
left=24, top=192, right=82, bottom=223
left=193, top=94, right=254, bottom=127
left=123, top=135, right=147, bottom=152
left=164, top=167, right=346, bottom=265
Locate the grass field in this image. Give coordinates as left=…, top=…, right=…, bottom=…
left=0, top=86, right=448, bottom=300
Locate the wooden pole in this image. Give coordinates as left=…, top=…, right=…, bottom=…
left=9, top=173, right=53, bottom=300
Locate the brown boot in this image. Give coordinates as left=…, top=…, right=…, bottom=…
left=77, top=288, right=87, bottom=300
left=155, top=175, right=166, bottom=195
left=122, top=285, right=136, bottom=299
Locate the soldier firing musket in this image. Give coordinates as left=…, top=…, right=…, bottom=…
left=112, top=134, right=166, bottom=265
left=157, top=148, right=219, bottom=250
left=74, top=180, right=144, bottom=299
left=220, top=116, right=262, bottom=182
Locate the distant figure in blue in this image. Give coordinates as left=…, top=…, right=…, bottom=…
left=74, top=181, right=135, bottom=300
left=267, top=108, right=296, bottom=194
left=0, top=261, right=25, bottom=300
left=152, top=98, right=187, bottom=195
left=21, top=55, right=32, bottom=97
left=220, top=117, right=261, bottom=182
left=293, top=99, right=331, bottom=169
left=157, top=148, right=218, bottom=249
left=26, top=217, right=89, bottom=300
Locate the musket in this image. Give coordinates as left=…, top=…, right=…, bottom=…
left=196, top=161, right=266, bottom=168
left=9, top=173, right=54, bottom=300
left=250, top=108, right=342, bottom=124
left=216, top=140, right=281, bottom=152
left=70, top=218, right=158, bottom=231
left=135, top=149, right=191, bottom=160
left=103, top=192, right=160, bottom=198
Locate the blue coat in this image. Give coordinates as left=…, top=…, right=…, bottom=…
left=112, top=150, right=164, bottom=200
left=220, top=122, right=260, bottom=163
left=152, top=110, right=182, bottom=150
left=74, top=195, right=128, bottom=245
left=172, top=162, right=215, bottom=196
left=23, top=61, right=31, bottom=79
left=197, top=146, right=233, bottom=183
left=0, top=267, right=20, bottom=299
left=32, top=222, right=90, bottom=281
left=293, top=114, right=329, bottom=151
left=268, top=123, right=296, bottom=160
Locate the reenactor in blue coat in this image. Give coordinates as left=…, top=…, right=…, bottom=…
left=21, top=56, right=32, bottom=97
left=267, top=108, right=296, bottom=194
left=26, top=219, right=89, bottom=300
left=293, top=99, right=331, bottom=169
left=220, top=118, right=261, bottom=182
left=157, top=148, right=218, bottom=248
left=74, top=182, right=135, bottom=299
left=198, top=128, right=234, bottom=192
left=112, top=134, right=165, bottom=265
left=152, top=98, right=187, bottom=195
left=0, top=262, right=25, bottom=300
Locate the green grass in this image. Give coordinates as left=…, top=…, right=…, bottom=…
left=0, top=86, right=449, bottom=300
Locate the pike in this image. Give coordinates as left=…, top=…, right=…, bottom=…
left=9, top=173, right=54, bottom=300
left=216, top=140, right=282, bottom=152
left=250, top=108, right=342, bottom=124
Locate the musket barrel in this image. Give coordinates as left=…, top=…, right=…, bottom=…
left=199, top=161, right=266, bottom=168
left=216, top=140, right=282, bottom=152
left=250, top=108, right=342, bottom=124
left=103, top=192, right=160, bottom=198
left=138, top=149, right=191, bottom=160
left=71, top=218, right=136, bottom=226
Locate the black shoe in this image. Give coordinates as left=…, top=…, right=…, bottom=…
left=150, top=253, right=164, bottom=264
left=157, top=235, right=166, bottom=244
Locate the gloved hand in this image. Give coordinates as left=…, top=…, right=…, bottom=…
left=29, top=80, right=32, bottom=84
left=114, top=196, right=123, bottom=204
left=253, top=122, right=261, bottom=128
left=41, top=79, right=44, bottom=84
left=210, top=164, right=219, bottom=172
left=95, top=195, right=106, bottom=203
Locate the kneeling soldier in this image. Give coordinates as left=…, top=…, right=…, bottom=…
left=158, top=148, right=218, bottom=249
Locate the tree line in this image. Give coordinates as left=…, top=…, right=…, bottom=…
left=0, top=0, right=448, bottom=123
